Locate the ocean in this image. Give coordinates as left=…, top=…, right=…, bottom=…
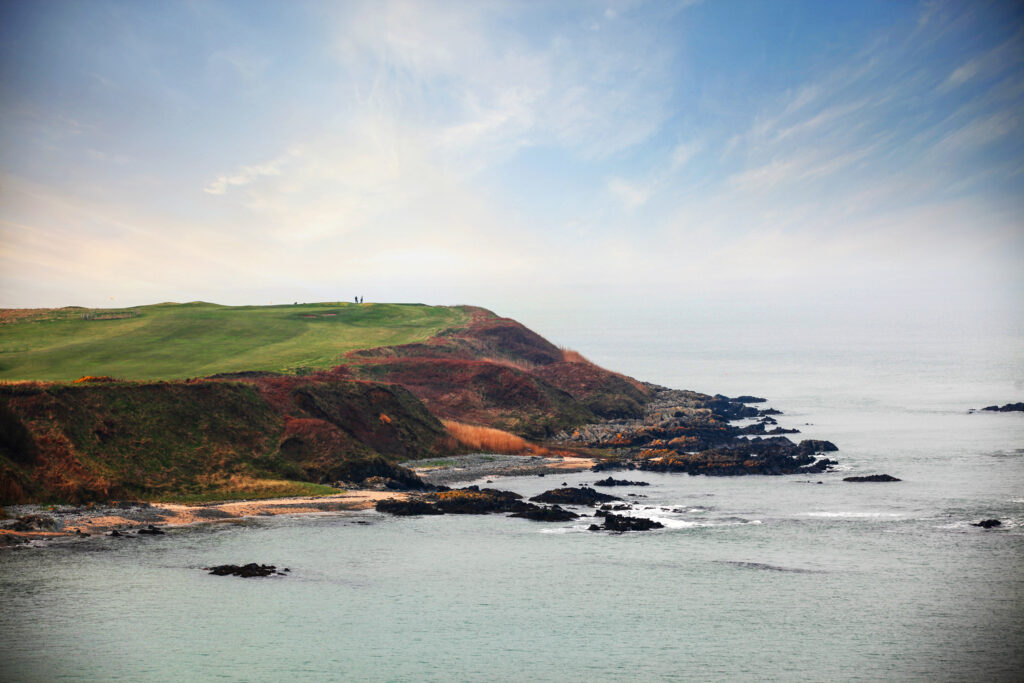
left=2, top=307, right=1022, bottom=682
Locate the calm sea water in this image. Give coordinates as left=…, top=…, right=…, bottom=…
left=2, top=310, right=1023, bottom=682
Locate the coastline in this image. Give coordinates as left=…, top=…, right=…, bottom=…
left=406, top=453, right=596, bottom=486
left=0, top=453, right=595, bottom=545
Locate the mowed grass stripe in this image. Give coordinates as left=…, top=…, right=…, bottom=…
left=0, top=301, right=468, bottom=380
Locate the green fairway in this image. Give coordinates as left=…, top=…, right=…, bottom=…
left=0, top=301, right=468, bottom=380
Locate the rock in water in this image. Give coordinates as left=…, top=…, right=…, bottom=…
left=136, top=525, right=166, bottom=535
left=592, top=477, right=650, bottom=487
left=432, top=487, right=529, bottom=514
left=375, top=499, right=444, bottom=516
left=206, top=563, right=282, bottom=578
left=596, top=512, right=664, bottom=532
left=843, top=474, right=901, bottom=482
left=530, top=486, right=621, bottom=505
left=972, top=519, right=1002, bottom=528
left=509, top=505, right=579, bottom=522
left=981, top=403, right=1024, bottom=412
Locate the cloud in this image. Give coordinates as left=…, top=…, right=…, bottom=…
left=607, top=177, right=651, bottom=208
left=204, top=149, right=299, bottom=195
left=941, top=29, right=1024, bottom=91
left=670, top=141, right=701, bottom=170
left=329, top=0, right=675, bottom=162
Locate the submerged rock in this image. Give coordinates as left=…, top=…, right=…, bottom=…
left=137, top=524, right=166, bottom=535
left=206, top=563, right=283, bottom=578
left=530, top=486, right=621, bottom=505
left=972, top=519, right=1002, bottom=528
left=843, top=474, right=901, bottom=482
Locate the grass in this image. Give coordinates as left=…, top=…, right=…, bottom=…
left=154, top=480, right=341, bottom=504
left=0, top=301, right=468, bottom=380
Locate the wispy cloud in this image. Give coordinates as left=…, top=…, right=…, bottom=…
left=204, top=149, right=299, bottom=195
left=941, top=28, right=1024, bottom=91
left=607, top=177, right=652, bottom=208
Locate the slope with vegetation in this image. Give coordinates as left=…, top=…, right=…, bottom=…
left=0, top=302, right=650, bottom=504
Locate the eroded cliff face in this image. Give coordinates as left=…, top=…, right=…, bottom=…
left=0, top=376, right=453, bottom=504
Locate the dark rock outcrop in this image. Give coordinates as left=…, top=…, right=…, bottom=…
left=509, top=505, right=579, bottom=522
left=592, top=477, right=649, bottom=487
left=136, top=524, right=166, bottom=535
left=432, top=486, right=529, bottom=514
left=530, top=486, right=620, bottom=505
left=843, top=474, right=901, bottom=482
left=981, top=403, right=1024, bottom=412
left=375, top=499, right=444, bottom=516
left=206, top=563, right=284, bottom=577
left=9, top=514, right=58, bottom=532
left=972, top=519, right=1002, bottom=528
left=594, top=512, right=664, bottom=532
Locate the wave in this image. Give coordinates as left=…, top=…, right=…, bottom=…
left=722, top=561, right=827, bottom=574
left=803, top=511, right=903, bottom=519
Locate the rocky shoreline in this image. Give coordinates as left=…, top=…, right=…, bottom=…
left=1, top=389, right=846, bottom=545
left=404, top=453, right=595, bottom=486
left=555, top=385, right=840, bottom=476
left=0, top=454, right=599, bottom=547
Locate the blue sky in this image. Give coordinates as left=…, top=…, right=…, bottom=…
left=0, top=0, right=1021, bottom=315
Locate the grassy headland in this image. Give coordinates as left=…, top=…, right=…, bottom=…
left=1, top=301, right=650, bottom=505
left=0, top=301, right=466, bottom=380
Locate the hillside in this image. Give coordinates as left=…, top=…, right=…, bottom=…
left=0, top=302, right=651, bottom=504
left=0, top=302, right=466, bottom=380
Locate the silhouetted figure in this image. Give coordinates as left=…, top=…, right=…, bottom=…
left=359, top=296, right=364, bottom=303
left=354, top=296, right=358, bottom=303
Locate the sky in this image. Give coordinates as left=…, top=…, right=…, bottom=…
left=1, top=0, right=1022, bottom=321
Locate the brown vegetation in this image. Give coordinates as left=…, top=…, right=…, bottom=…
left=442, top=420, right=548, bottom=455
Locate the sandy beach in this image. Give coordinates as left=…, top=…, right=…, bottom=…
left=1, top=453, right=595, bottom=545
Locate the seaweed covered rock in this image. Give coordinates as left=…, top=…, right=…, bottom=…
left=432, top=486, right=530, bottom=514
left=530, top=486, right=621, bottom=505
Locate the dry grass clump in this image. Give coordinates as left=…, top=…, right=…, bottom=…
left=560, top=347, right=592, bottom=364
left=442, top=420, right=547, bottom=456
left=73, top=376, right=118, bottom=384
left=481, top=356, right=536, bottom=372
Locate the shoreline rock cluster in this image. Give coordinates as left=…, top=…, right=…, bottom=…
left=559, top=386, right=839, bottom=477
left=374, top=484, right=669, bottom=532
